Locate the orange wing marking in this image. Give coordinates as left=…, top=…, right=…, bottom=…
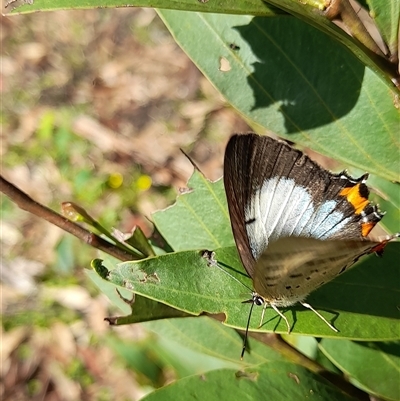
left=361, top=221, right=376, bottom=237
left=340, top=183, right=369, bottom=214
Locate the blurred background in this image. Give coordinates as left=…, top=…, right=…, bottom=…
left=1, top=7, right=251, bottom=400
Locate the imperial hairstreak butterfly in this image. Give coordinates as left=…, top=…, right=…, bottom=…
left=223, top=133, right=398, bottom=356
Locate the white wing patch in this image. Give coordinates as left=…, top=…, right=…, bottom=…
left=245, top=178, right=348, bottom=259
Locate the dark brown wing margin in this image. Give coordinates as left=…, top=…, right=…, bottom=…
left=224, top=134, right=258, bottom=276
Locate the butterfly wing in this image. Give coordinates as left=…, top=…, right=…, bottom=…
left=252, top=236, right=379, bottom=306
left=223, top=134, right=383, bottom=278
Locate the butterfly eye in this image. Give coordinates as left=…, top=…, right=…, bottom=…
left=253, top=294, right=264, bottom=306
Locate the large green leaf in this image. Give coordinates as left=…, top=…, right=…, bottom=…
left=319, top=339, right=400, bottom=401
left=143, top=317, right=286, bottom=365
left=159, top=11, right=400, bottom=181
left=141, top=361, right=356, bottom=401
left=95, top=242, right=400, bottom=340
left=106, top=319, right=244, bottom=380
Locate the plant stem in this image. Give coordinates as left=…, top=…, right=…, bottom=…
left=0, top=175, right=136, bottom=262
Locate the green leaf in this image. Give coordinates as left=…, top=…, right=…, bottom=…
left=105, top=292, right=189, bottom=325
left=104, top=335, right=165, bottom=385
left=87, top=264, right=188, bottom=322
left=319, top=339, right=400, bottom=401
left=282, top=334, right=319, bottom=359
left=141, top=361, right=356, bottom=401
left=97, top=242, right=400, bottom=340
left=143, top=317, right=286, bottom=365
left=105, top=327, right=237, bottom=382
left=86, top=267, right=133, bottom=315
left=124, top=225, right=156, bottom=257
left=91, top=258, right=110, bottom=280
left=152, top=171, right=233, bottom=251
left=159, top=11, right=400, bottom=181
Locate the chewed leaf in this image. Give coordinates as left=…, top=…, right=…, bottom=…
left=94, top=243, right=400, bottom=340
left=91, top=258, right=110, bottom=280
left=152, top=170, right=233, bottom=251
left=86, top=266, right=188, bottom=324
left=104, top=291, right=189, bottom=325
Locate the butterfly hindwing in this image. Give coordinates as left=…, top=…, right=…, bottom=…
left=252, top=236, right=377, bottom=306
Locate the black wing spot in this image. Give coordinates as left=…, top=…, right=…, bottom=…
left=358, top=183, right=370, bottom=199
left=290, top=273, right=303, bottom=278
left=310, top=269, right=319, bottom=273
left=306, top=277, right=311, bottom=280
left=267, top=283, right=276, bottom=287
left=245, top=218, right=256, bottom=225
left=285, top=286, right=291, bottom=290
left=295, top=285, right=301, bottom=289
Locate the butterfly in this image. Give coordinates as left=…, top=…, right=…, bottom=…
left=223, top=133, right=398, bottom=356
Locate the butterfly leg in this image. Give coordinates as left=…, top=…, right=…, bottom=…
left=270, top=304, right=291, bottom=334
left=258, top=302, right=268, bottom=328
left=300, top=302, right=338, bottom=332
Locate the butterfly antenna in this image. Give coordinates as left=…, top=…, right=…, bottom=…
left=300, top=302, right=338, bottom=332
left=241, top=300, right=255, bottom=359
left=201, top=250, right=253, bottom=292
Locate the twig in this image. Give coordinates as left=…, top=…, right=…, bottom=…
left=325, top=0, right=386, bottom=59
left=0, top=175, right=135, bottom=262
